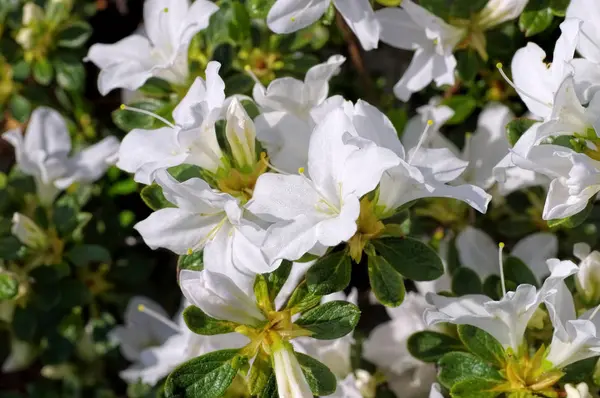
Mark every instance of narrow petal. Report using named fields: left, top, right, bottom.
left=333, top=0, right=380, bottom=51
left=393, top=48, right=435, bottom=102
left=456, top=227, right=499, bottom=279
left=375, top=7, right=428, bottom=50
left=267, top=0, right=329, bottom=34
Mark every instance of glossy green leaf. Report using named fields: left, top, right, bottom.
left=0, top=273, right=18, bottom=300
left=295, top=301, right=360, bottom=340
left=548, top=195, right=595, bottom=229
left=373, top=237, right=444, bottom=281
left=451, top=267, right=483, bottom=296
left=183, top=305, right=239, bottom=335
left=438, top=352, right=504, bottom=390
left=506, top=118, right=536, bottom=147
left=451, top=377, right=502, bottom=398
left=297, top=352, right=337, bottom=396
left=66, top=245, right=111, bottom=267
left=457, top=325, right=506, bottom=367
left=441, top=96, right=477, bottom=125
left=407, top=331, right=464, bottom=363
left=503, top=256, right=538, bottom=287
left=57, top=21, right=92, bottom=48
left=519, top=0, right=554, bottom=37
left=306, top=251, right=351, bottom=296
left=368, top=255, right=405, bottom=307
left=177, top=251, right=204, bottom=272
left=32, top=58, right=53, bottom=85
left=140, top=184, right=174, bottom=211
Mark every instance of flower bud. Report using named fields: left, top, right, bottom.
left=565, top=382, right=592, bottom=398
left=476, top=0, right=529, bottom=30
left=22, top=3, right=44, bottom=25
left=271, top=338, right=313, bottom=398
left=11, top=213, right=49, bottom=250
left=15, top=28, right=35, bottom=51
left=574, top=243, right=600, bottom=305
left=226, top=98, right=257, bottom=169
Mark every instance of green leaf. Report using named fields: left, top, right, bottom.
left=164, top=349, right=241, bottom=398
left=368, top=255, right=405, bottom=307
left=448, top=0, right=488, bottom=18
left=284, top=280, right=322, bottom=314
left=264, top=260, right=293, bottom=303
left=140, top=184, right=174, bottom=211
left=451, top=267, right=483, bottom=296
left=295, top=301, right=360, bottom=340
left=183, top=305, right=239, bottom=335
left=54, top=56, right=85, bottom=91
left=548, top=195, right=595, bottom=229
left=451, top=378, right=502, bottom=398
left=407, top=331, right=464, bottom=363
left=138, top=77, right=173, bottom=98
left=441, top=96, right=477, bottom=125
left=483, top=275, right=502, bottom=300
left=229, top=1, right=251, bottom=41
left=562, top=357, right=597, bottom=384
left=549, top=0, right=569, bottom=16
left=248, top=354, right=272, bottom=396
left=456, top=50, right=480, bottom=82
left=9, top=94, right=32, bottom=123
left=12, top=305, right=37, bottom=341
left=438, top=352, right=504, bottom=390
left=57, top=21, right=92, bottom=48
left=373, top=237, right=444, bottom=281
left=503, top=256, right=538, bottom=287
left=457, top=325, right=506, bottom=367
left=297, top=352, right=337, bottom=396
left=519, top=0, right=554, bottom=37
left=178, top=251, right=204, bottom=272
left=66, top=245, right=111, bottom=266
left=0, top=236, right=22, bottom=260
left=306, top=251, right=351, bottom=296
left=32, top=58, right=53, bottom=85
left=506, top=118, right=537, bottom=147
left=0, top=273, right=18, bottom=300
left=259, top=373, right=278, bottom=398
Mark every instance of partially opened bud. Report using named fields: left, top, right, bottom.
left=22, top=2, right=44, bottom=25
left=574, top=243, right=600, bottom=305
left=271, top=337, right=313, bottom=398
left=11, top=213, right=49, bottom=250
left=226, top=98, right=257, bottom=169
left=565, top=382, right=592, bottom=398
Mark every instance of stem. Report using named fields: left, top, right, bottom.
left=335, top=12, right=375, bottom=102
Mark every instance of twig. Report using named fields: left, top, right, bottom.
left=335, top=12, right=375, bottom=102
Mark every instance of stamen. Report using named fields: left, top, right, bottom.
left=186, top=248, right=193, bottom=255
left=137, top=304, right=181, bottom=332
left=408, top=119, right=433, bottom=165
left=589, top=304, right=600, bottom=321
left=499, top=242, right=506, bottom=296
left=260, top=152, right=289, bottom=175
left=120, top=104, right=176, bottom=128
left=496, top=63, right=551, bottom=109
left=244, top=65, right=263, bottom=87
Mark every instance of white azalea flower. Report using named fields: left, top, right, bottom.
left=574, top=242, right=600, bottom=304
left=247, top=108, right=400, bottom=263
left=179, top=269, right=266, bottom=327
left=375, top=0, right=466, bottom=101
left=424, top=258, right=578, bottom=350
left=86, top=0, right=218, bottom=94
left=266, top=0, right=380, bottom=51
left=117, top=61, right=226, bottom=184
left=112, top=296, right=246, bottom=385
left=2, top=107, right=119, bottom=205
left=134, top=169, right=272, bottom=285
left=363, top=292, right=437, bottom=398
left=253, top=55, right=345, bottom=173
left=428, top=383, right=445, bottom=398
left=456, top=226, right=558, bottom=283
left=508, top=19, right=580, bottom=119
left=476, top=0, right=530, bottom=30
left=272, top=339, right=314, bottom=398
left=565, top=383, right=593, bottom=398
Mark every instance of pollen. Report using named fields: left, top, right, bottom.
left=163, top=7, right=168, bottom=12
left=427, top=120, right=433, bottom=126
left=187, top=248, right=193, bottom=255
left=298, top=167, right=305, bottom=174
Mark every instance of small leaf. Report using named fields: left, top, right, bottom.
left=373, top=237, right=444, bottom=281
left=451, top=377, right=502, bottom=398
left=183, top=305, right=239, bottom=335
left=451, top=267, right=483, bottom=296
left=9, top=95, right=32, bottom=123
left=0, top=273, right=19, bottom=300
left=264, top=260, right=293, bottom=303
left=112, top=99, right=167, bottom=131
left=503, top=256, right=538, bottom=287
left=54, top=56, right=85, bottom=91
left=66, top=245, right=111, bottom=266
left=57, top=21, right=92, bottom=48
left=32, top=58, right=53, bottom=85
left=441, top=96, right=477, bottom=125
left=295, top=301, right=360, bottom=340
left=0, top=236, right=23, bottom=260
left=506, top=118, right=537, bottom=147
left=368, top=255, right=405, bottom=307
left=284, top=280, right=321, bottom=314
left=164, top=349, right=241, bottom=398
left=457, top=325, right=506, bottom=367
left=140, top=184, right=174, bottom=211
left=519, top=0, right=554, bottom=37
left=407, top=331, right=464, bottom=363
left=456, top=50, right=480, bottom=82
left=178, top=251, right=204, bottom=272
left=306, top=251, right=351, bottom=296
left=297, top=352, right=337, bottom=396
left=438, top=352, right=504, bottom=390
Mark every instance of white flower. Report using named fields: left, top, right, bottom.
left=544, top=267, right=600, bottom=369
left=456, top=226, right=558, bottom=283
left=226, top=98, right=257, bottom=169
left=363, top=292, right=437, bottom=398
left=179, top=269, right=266, bottom=327
left=112, top=296, right=247, bottom=385
left=253, top=55, right=346, bottom=173
left=510, top=19, right=580, bottom=119
left=272, top=339, right=314, bottom=398
left=565, top=383, right=593, bottom=398
left=375, top=1, right=466, bottom=101
left=574, top=242, right=600, bottom=304
left=476, top=0, right=529, bottom=30
left=117, top=61, right=226, bottom=184
left=429, top=383, right=445, bottom=398
left=11, top=213, right=49, bottom=250
left=267, top=0, right=380, bottom=51
left=2, top=107, right=119, bottom=205
left=86, top=0, right=218, bottom=94
left=248, top=108, right=400, bottom=263
left=134, top=169, right=272, bottom=285
left=424, top=258, right=579, bottom=350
